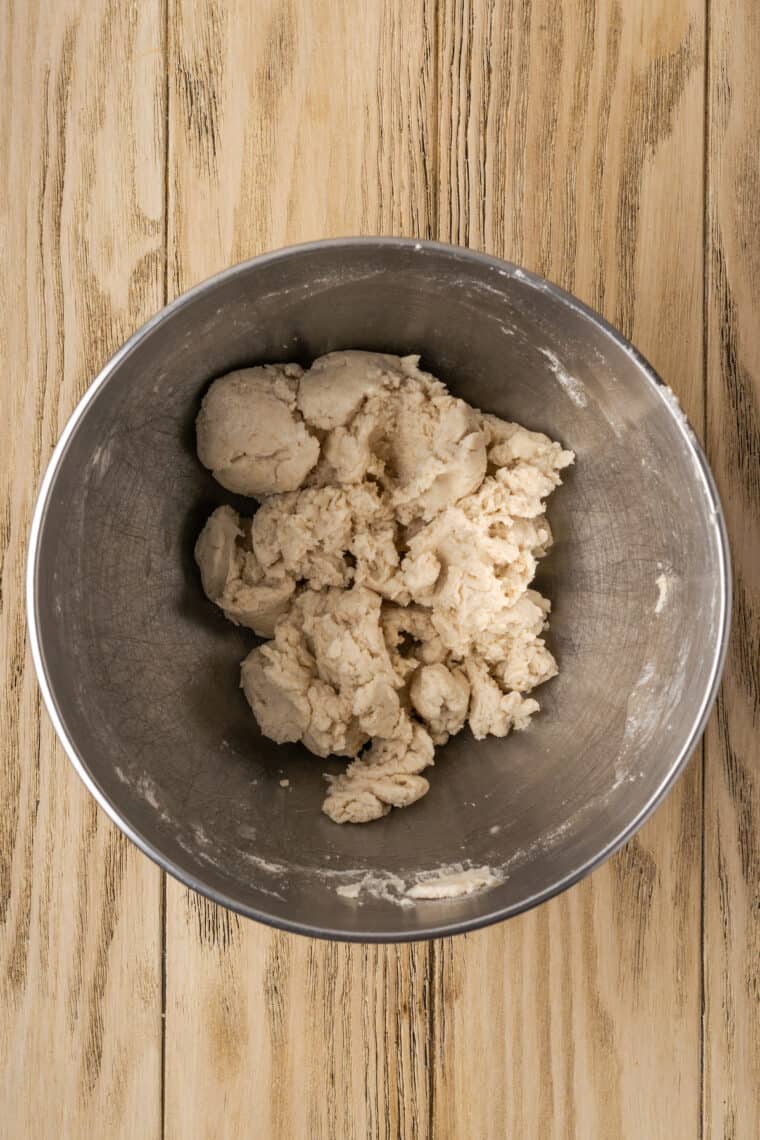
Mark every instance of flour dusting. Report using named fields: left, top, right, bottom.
left=406, top=865, right=498, bottom=899
left=334, top=861, right=502, bottom=905
left=654, top=571, right=674, bottom=615
left=539, top=348, right=588, bottom=408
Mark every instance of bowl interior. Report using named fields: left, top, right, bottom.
left=30, top=241, right=727, bottom=939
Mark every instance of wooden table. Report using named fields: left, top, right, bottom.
left=2, top=2, right=758, bottom=1136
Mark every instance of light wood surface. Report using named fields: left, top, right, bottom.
left=704, top=1, right=760, bottom=1136
left=434, top=6, right=706, bottom=1137
left=1, top=1, right=757, bottom=1137
left=0, top=4, right=164, bottom=1139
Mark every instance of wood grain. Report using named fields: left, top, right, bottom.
left=164, top=3, right=437, bottom=1138
left=3, top=0, right=759, bottom=1136
left=432, top=2, right=706, bottom=1137
left=167, top=0, right=437, bottom=296
left=0, top=3, right=164, bottom=1138
left=704, top=0, right=760, bottom=1136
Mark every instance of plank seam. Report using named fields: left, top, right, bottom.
left=160, top=1, right=171, bottom=1138
left=427, top=940, right=437, bottom=1140
left=427, top=1, right=442, bottom=1134
left=160, top=872, right=167, bottom=1140
left=431, top=0, right=441, bottom=241
left=700, top=1, right=712, bottom=1137
left=163, top=0, right=171, bottom=309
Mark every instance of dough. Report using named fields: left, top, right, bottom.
left=196, top=364, right=320, bottom=496
left=194, top=505, right=294, bottom=637
left=409, top=663, right=470, bottom=745
left=322, top=712, right=435, bottom=824
left=252, top=482, right=405, bottom=599
left=195, top=351, right=574, bottom=823
left=297, top=350, right=405, bottom=430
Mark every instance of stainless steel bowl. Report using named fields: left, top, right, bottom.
left=27, top=238, right=730, bottom=941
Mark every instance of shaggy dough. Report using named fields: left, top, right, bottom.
left=194, top=504, right=294, bottom=637
left=195, top=351, right=574, bottom=823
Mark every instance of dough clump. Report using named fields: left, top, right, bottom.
left=195, top=351, right=573, bottom=823
left=196, top=363, right=320, bottom=496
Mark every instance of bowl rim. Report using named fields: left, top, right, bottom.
left=26, top=236, right=732, bottom=943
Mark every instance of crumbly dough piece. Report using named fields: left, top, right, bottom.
left=194, top=505, right=294, bottom=637
left=252, top=482, right=406, bottom=600
left=302, top=353, right=489, bottom=519
left=196, top=351, right=574, bottom=823
left=380, top=371, right=488, bottom=523
left=322, top=715, right=435, bottom=824
left=409, top=663, right=470, bottom=745
left=241, top=586, right=404, bottom=759
left=464, top=658, right=540, bottom=739
left=400, top=480, right=557, bottom=656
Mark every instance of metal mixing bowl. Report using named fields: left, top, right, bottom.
left=27, top=238, right=730, bottom=940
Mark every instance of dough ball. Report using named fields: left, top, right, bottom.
left=297, top=350, right=403, bottom=430
left=196, top=364, right=319, bottom=497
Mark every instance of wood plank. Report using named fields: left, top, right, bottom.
left=704, top=0, right=760, bottom=1135
left=167, top=0, right=437, bottom=295
left=164, top=3, right=437, bottom=1137
left=0, top=3, right=164, bottom=1138
left=432, top=2, right=706, bottom=1136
